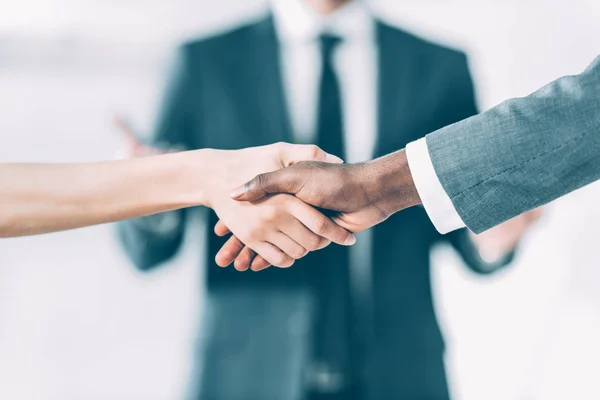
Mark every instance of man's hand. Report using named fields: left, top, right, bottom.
left=216, top=150, right=422, bottom=271
left=470, top=208, right=543, bottom=263
left=230, top=149, right=421, bottom=232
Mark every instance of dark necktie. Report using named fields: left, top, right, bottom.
left=306, top=34, right=356, bottom=399
left=316, top=34, right=345, bottom=159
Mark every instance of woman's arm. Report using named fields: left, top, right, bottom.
left=0, top=143, right=354, bottom=269
left=0, top=152, right=206, bottom=238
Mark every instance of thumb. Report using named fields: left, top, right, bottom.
left=114, top=116, right=142, bottom=147
left=230, top=168, right=304, bottom=202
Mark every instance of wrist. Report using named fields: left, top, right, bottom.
left=165, top=150, right=213, bottom=208
left=362, top=149, right=422, bottom=215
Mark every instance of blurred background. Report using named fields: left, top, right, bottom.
left=1, top=0, right=600, bottom=399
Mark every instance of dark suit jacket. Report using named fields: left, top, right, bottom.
left=119, top=16, right=512, bottom=400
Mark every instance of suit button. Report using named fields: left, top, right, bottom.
left=305, top=361, right=345, bottom=393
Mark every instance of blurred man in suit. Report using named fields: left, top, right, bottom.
left=119, top=0, right=539, bottom=398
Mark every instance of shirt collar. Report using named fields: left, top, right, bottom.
left=270, top=0, right=375, bottom=44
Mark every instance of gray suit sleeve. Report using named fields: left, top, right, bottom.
left=430, top=51, right=515, bottom=274
left=426, top=56, right=600, bottom=233
left=117, top=46, right=197, bottom=270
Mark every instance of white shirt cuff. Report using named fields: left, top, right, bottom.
left=406, top=138, right=466, bottom=234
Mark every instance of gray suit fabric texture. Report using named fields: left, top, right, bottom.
left=428, top=56, right=600, bottom=233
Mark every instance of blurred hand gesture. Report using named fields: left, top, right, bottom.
left=470, top=208, right=543, bottom=263
left=113, top=115, right=166, bottom=158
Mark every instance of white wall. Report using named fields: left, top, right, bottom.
left=1, top=1, right=599, bottom=399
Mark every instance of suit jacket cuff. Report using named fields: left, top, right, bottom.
left=406, top=138, right=466, bottom=234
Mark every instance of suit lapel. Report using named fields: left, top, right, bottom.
left=248, top=16, right=294, bottom=144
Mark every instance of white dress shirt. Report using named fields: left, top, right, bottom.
left=406, top=138, right=466, bottom=234
left=271, top=0, right=377, bottom=163
left=271, top=0, right=379, bottom=304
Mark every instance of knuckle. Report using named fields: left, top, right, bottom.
left=252, top=173, right=266, bottom=190
left=307, top=144, right=322, bottom=159
left=261, top=206, right=279, bottom=222
left=246, top=226, right=263, bottom=239
left=312, top=217, right=328, bottom=234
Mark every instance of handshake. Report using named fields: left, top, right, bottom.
left=211, top=143, right=422, bottom=272
left=189, top=142, right=421, bottom=272
left=120, top=126, right=421, bottom=272
left=118, top=116, right=539, bottom=273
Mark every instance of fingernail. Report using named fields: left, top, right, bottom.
left=229, top=184, right=246, bottom=199
left=326, top=153, right=344, bottom=164
left=344, top=235, right=356, bottom=246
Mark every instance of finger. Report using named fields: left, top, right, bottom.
left=279, top=143, right=343, bottom=166
left=316, top=240, right=332, bottom=250
left=529, top=207, right=543, bottom=221
left=113, top=115, right=169, bottom=158
left=214, top=220, right=231, bottom=237
left=230, top=168, right=306, bottom=202
left=280, top=218, right=331, bottom=252
left=233, top=246, right=255, bottom=272
left=286, top=198, right=356, bottom=246
left=114, top=115, right=142, bottom=147
left=253, top=242, right=295, bottom=268
left=268, top=232, right=308, bottom=260
left=331, top=214, right=358, bottom=233
left=250, top=255, right=271, bottom=272
left=215, top=235, right=245, bottom=267
left=214, top=226, right=296, bottom=269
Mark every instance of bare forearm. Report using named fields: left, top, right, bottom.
left=0, top=152, right=206, bottom=238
